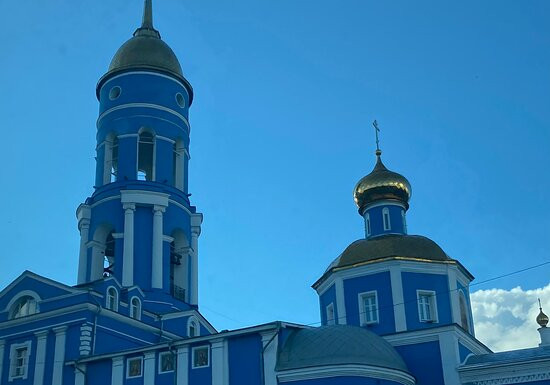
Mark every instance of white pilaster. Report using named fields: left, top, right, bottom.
left=211, top=339, right=229, bottom=385
left=122, top=203, right=136, bottom=287
left=261, top=330, right=279, bottom=385
left=152, top=205, right=166, bottom=289
left=74, top=364, right=86, bottom=385
left=144, top=352, right=156, bottom=384
left=190, top=213, right=203, bottom=306
left=176, top=346, right=189, bottom=385
left=52, top=326, right=68, bottom=385
left=111, top=357, right=124, bottom=385
left=76, top=205, right=91, bottom=284
left=34, top=330, right=49, bottom=385
left=439, top=331, right=461, bottom=385
left=539, top=327, right=550, bottom=346
left=0, top=340, right=5, bottom=384
left=390, top=266, right=407, bottom=332
left=335, top=277, right=347, bottom=324
left=447, top=267, right=461, bottom=325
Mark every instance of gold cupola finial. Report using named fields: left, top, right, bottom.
left=537, top=298, right=549, bottom=328
left=373, top=120, right=382, bottom=157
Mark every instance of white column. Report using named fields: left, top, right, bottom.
left=190, top=214, right=203, bottom=306
left=152, top=205, right=165, bottom=289
left=390, top=265, right=407, bottom=332
left=261, top=330, right=279, bottom=385
left=34, top=330, right=49, bottom=385
left=76, top=205, right=91, bottom=284
left=211, top=339, right=228, bottom=385
left=335, top=277, right=347, bottom=324
left=122, top=203, right=136, bottom=287
left=144, top=352, right=156, bottom=384
left=0, top=340, right=5, bottom=384
left=539, top=327, right=550, bottom=346
left=74, top=364, right=86, bottom=385
left=439, top=331, right=461, bottom=384
left=111, top=357, right=124, bottom=385
left=448, top=267, right=461, bottom=325
left=176, top=346, right=189, bottom=385
left=52, top=326, right=68, bottom=385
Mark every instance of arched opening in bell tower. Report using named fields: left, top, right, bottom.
left=103, top=133, right=119, bottom=185
left=173, top=139, right=185, bottom=190
left=90, top=224, right=115, bottom=281
left=137, top=130, right=155, bottom=181
left=170, top=229, right=190, bottom=302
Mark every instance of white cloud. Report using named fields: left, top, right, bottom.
left=471, top=284, right=550, bottom=352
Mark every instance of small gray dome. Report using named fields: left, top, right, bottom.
left=276, top=325, right=409, bottom=373
left=108, top=34, right=183, bottom=78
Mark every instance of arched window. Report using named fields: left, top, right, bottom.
left=130, top=297, right=141, bottom=320
left=103, top=231, right=115, bottom=278
left=170, top=230, right=190, bottom=302
left=188, top=317, right=200, bottom=337
left=173, top=139, right=184, bottom=190
left=365, top=213, right=371, bottom=237
left=459, top=292, right=470, bottom=333
left=103, top=134, right=118, bottom=184
left=10, top=296, right=39, bottom=319
left=383, top=207, right=391, bottom=231
left=106, top=287, right=118, bottom=311
left=137, top=131, right=155, bottom=181
left=402, top=210, right=407, bottom=234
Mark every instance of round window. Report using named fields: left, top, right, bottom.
left=109, top=86, right=121, bottom=100
left=175, top=93, right=185, bottom=108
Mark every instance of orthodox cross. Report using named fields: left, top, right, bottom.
left=373, top=120, right=381, bottom=153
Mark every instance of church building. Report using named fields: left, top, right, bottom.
left=1, top=2, right=550, bottom=385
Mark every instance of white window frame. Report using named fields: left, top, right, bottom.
left=365, top=213, right=371, bottom=237
left=130, top=297, right=141, bottom=320
left=191, top=346, right=210, bottom=369
left=126, top=357, right=143, bottom=379
left=382, top=207, right=391, bottom=231
left=326, top=303, right=335, bottom=325
left=417, top=290, right=438, bottom=323
left=158, top=351, right=175, bottom=374
left=358, top=291, right=379, bottom=326
left=106, top=286, right=118, bottom=311
left=9, top=293, right=40, bottom=320
left=187, top=316, right=200, bottom=337
left=9, top=341, right=32, bottom=381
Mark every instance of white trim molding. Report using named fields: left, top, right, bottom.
left=211, top=339, right=229, bottom=385
left=459, top=358, right=550, bottom=385
left=277, top=364, right=415, bottom=385
left=335, top=277, right=347, bottom=324
left=52, top=326, right=68, bottom=385
left=33, top=330, right=49, bottom=385
left=8, top=340, right=32, bottom=382
left=261, top=330, right=279, bottom=385
left=358, top=290, right=379, bottom=326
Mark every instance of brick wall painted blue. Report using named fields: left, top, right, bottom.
left=343, top=272, right=395, bottom=335
left=365, top=204, right=406, bottom=238
left=401, top=272, right=451, bottom=330
left=228, top=334, right=263, bottom=385
left=319, top=284, right=337, bottom=325
left=395, top=341, right=444, bottom=385
left=283, top=376, right=403, bottom=385
left=87, top=359, right=112, bottom=385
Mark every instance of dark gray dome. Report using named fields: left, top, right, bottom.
left=328, top=234, right=450, bottom=272
left=108, top=34, right=183, bottom=78
left=276, top=325, right=409, bottom=372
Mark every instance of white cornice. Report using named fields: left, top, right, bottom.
left=97, top=103, right=189, bottom=130
left=277, top=364, right=415, bottom=385
left=459, top=357, right=550, bottom=385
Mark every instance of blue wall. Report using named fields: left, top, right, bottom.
left=395, top=341, right=444, bottom=385
left=343, top=272, right=395, bottom=335
left=285, top=376, right=404, bottom=385
left=228, top=334, right=263, bottom=385
left=319, top=284, right=337, bottom=325
left=365, top=203, right=406, bottom=238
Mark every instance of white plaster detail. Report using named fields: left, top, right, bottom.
left=5, top=290, right=41, bottom=316
left=98, top=103, right=190, bottom=129
left=9, top=340, right=32, bottom=381
left=176, top=346, right=189, bottom=385
left=277, top=364, right=415, bottom=385
left=152, top=205, right=166, bottom=289
left=122, top=203, right=135, bottom=287
left=211, top=339, right=228, bottom=385
left=33, top=331, right=48, bottom=385
left=335, top=277, right=347, bottom=324
left=52, top=326, right=68, bottom=385
left=539, top=327, right=550, bottom=346
left=190, top=213, right=203, bottom=306
left=74, top=364, right=86, bottom=385
left=439, top=330, right=461, bottom=385
left=389, top=265, right=407, bottom=332
left=144, top=352, right=155, bottom=384
left=111, top=356, right=124, bottom=385
left=261, top=330, right=279, bottom=385
left=79, top=323, right=93, bottom=356
left=121, top=190, right=170, bottom=207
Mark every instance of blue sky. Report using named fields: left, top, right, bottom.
left=1, top=1, right=549, bottom=344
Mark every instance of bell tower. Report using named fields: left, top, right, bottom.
left=76, top=0, right=202, bottom=308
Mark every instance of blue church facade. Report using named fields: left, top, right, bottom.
left=1, top=2, right=550, bottom=385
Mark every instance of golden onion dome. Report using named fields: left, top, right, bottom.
left=353, top=150, right=412, bottom=213
left=537, top=308, right=549, bottom=328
